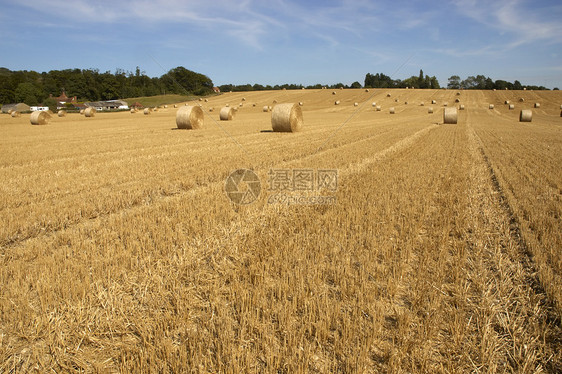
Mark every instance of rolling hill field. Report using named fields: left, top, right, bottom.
left=1, top=88, right=561, bottom=372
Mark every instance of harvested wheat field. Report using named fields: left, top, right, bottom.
left=1, top=88, right=562, bottom=372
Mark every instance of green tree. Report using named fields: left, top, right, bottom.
left=350, top=81, right=361, bottom=89
left=14, top=82, right=43, bottom=105
left=447, top=75, right=461, bottom=89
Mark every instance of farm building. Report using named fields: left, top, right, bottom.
left=29, top=106, right=49, bottom=111
left=213, top=87, right=221, bottom=93
left=85, top=100, right=129, bottom=111
left=1, top=103, right=30, bottom=113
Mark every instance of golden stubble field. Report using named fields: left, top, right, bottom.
left=1, top=88, right=561, bottom=372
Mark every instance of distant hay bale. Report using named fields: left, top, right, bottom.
left=456, top=92, right=461, bottom=96
left=198, top=98, right=203, bottom=101
left=239, top=103, right=243, bottom=107
left=455, top=98, right=460, bottom=103
left=58, top=110, right=66, bottom=117
left=354, top=102, right=358, bottom=106
left=431, top=100, right=436, bottom=104
left=519, top=98, right=524, bottom=102
left=30, top=111, right=50, bottom=125
left=252, top=103, right=256, bottom=107
left=262, top=106, right=270, bottom=112
left=459, top=104, right=465, bottom=110
left=420, top=102, right=424, bottom=106
left=489, top=104, right=494, bottom=109
left=523, top=87, right=527, bottom=91
left=85, top=108, right=96, bottom=117
left=493, top=89, right=496, bottom=91
left=559, top=104, right=562, bottom=109
left=335, top=100, right=340, bottom=105
left=509, top=104, right=514, bottom=110
left=332, top=91, right=336, bottom=95
left=164, top=105, right=168, bottom=108
left=209, top=107, right=214, bottom=112
left=272, top=100, right=277, bottom=104
left=340, top=87, right=344, bottom=90
left=220, top=106, right=235, bottom=120
left=80, top=109, right=85, bottom=115
left=268, top=106, right=272, bottom=111
left=144, top=108, right=150, bottom=115
left=443, top=108, right=458, bottom=124
left=185, top=103, right=189, bottom=106
left=404, top=101, right=408, bottom=105
left=505, top=100, right=510, bottom=104
left=534, top=103, right=540, bottom=108
left=443, top=102, right=448, bottom=107
left=11, top=111, right=20, bottom=117
left=387, top=93, right=391, bottom=97
left=372, top=102, right=377, bottom=107
left=365, top=89, right=369, bottom=92
left=376, top=106, right=381, bottom=111
left=242, top=97, right=246, bottom=101
left=394, top=99, right=398, bottom=102
left=176, top=105, right=204, bottom=129
left=130, top=108, right=136, bottom=113
left=271, top=103, right=303, bottom=132
left=428, top=107, right=434, bottom=114
left=153, top=107, right=158, bottom=112
left=7, top=109, right=13, bottom=114
left=225, top=103, right=230, bottom=107
left=299, top=102, right=303, bottom=106
left=205, top=99, right=208, bottom=102
left=389, top=107, right=395, bottom=114
left=520, top=110, right=532, bottom=122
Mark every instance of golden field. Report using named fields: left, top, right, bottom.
left=1, top=88, right=561, bottom=372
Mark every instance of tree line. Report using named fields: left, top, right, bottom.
left=0, top=66, right=214, bottom=106
left=364, top=70, right=440, bottom=89
left=447, top=75, right=553, bottom=90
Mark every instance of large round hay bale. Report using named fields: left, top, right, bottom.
left=443, top=107, right=458, bottom=124
left=534, top=103, right=540, bottom=108
left=176, top=105, right=204, bottom=129
left=144, top=108, right=151, bottom=115
left=404, top=101, right=408, bottom=105
left=209, top=107, right=214, bottom=112
left=11, top=111, right=20, bottom=117
left=489, top=104, right=494, bottom=109
left=271, top=103, right=303, bottom=132
left=428, top=107, right=434, bottom=114
left=519, top=110, right=532, bottom=122
left=560, top=104, right=562, bottom=109
left=174, top=104, right=178, bottom=108
left=456, top=92, right=461, bottom=96
left=30, top=111, right=50, bottom=125
left=509, top=104, right=514, bottom=110
left=365, top=89, right=369, bottom=92
left=130, top=108, right=136, bottom=113
left=262, top=106, right=270, bottom=112
left=389, top=107, right=395, bottom=114
left=57, top=110, right=66, bottom=117
left=84, top=107, right=96, bottom=117
left=334, top=100, right=340, bottom=105
left=220, top=106, right=235, bottom=120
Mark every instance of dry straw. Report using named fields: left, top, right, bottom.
left=299, top=102, right=303, bottom=106
left=11, top=111, right=20, bottom=117
left=30, top=111, right=50, bottom=125
left=455, top=98, right=460, bottom=103
left=144, top=108, right=151, bottom=115
left=420, top=102, right=424, bottom=106
left=428, top=107, right=434, bottom=113
left=354, top=102, right=358, bottom=106
left=332, top=91, right=336, bottom=95
left=130, top=109, right=136, bottom=113
left=443, top=107, right=458, bottom=124
left=509, top=104, right=515, bottom=110
left=80, top=109, right=85, bottom=115
left=520, top=110, right=532, bottom=122
left=534, top=103, right=540, bottom=108
left=335, top=100, right=340, bottom=105
left=489, top=104, right=494, bottom=109
left=431, top=100, right=436, bottom=104
left=262, top=106, right=270, bottom=112
left=443, top=102, right=448, bottom=106
left=389, top=107, right=395, bottom=114
left=404, top=101, right=408, bottom=105
left=220, top=106, right=235, bottom=120
left=376, top=106, right=381, bottom=111
left=459, top=104, right=465, bottom=110
left=209, top=107, right=214, bottom=112
left=372, top=102, right=377, bottom=107
left=176, top=105, right=204, bottom=129
left=85, top=108, right=96, bottom=117
left=164, top=105, right=168, bottom=108
left=519, top=98, right=524, bottom=102
left=58, top=110, right=66, bottom=117
left=365, top=89, right=369, bottom=92
left=7, top=109, right=13, bottom=114
left=271, top=103, right=303, bottom=132
left=387, top=93, right=391, bottom=97
left=505, top=100, right=510, bottom=104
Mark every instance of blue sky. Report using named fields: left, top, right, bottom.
left=1, top=0, right=561, bottom=88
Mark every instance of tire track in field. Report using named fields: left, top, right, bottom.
left=0, top=123, right=437, bottom=256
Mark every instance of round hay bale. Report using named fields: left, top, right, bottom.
left=443, top=107, right=458, bottom=124
left=372, top=102, right=377, bottom=107
left=176, top=105, right=204, bottom=129
left=455, top=98, right=460, bottom=103
left=489, top=104, right=494, bottom=109
left=84, top=108, right=96, bottom=117
left=268, top=106, right=272, bottom=111
left=509, top=104, right=514, bottom=110
left=431, top=100, right=436, bottom=104
left=57, top=110, right=66, bottom=117
left=354, top=102, right=358, bottom=106
left=334, top=100, right=340, bottom=105
left=332, top=91, right=336, bottom=95
left=299, top=102, right=303, bottom=106
left=376, top=106, right=381, bottom=111
left=225, top=103, right=230, bottom=107
left=560, top=104, right=562, bottom=109
left=198, top=98, right=203, bottom=101
left=404, top=101, right=408, bottom=105
left=505, top=100, right=510, bottom=105
left=30, top=111, right=50, bottom=125
left=209, top=107, right=214, bottom=112
left=389, top=107, right=395, bottom=114
left=242, top=97, right=246, bottom=101
left=443, top=102, right=448, bottom=107
left=519, top=98, right=524, bottom=102
left=560, top=110, right=562, bottom=117
left=534, top=103, right=540, bottom=108
left=387, top=93, right=391, bottom=97
left=204, top=99, right=208, bottom=102
left=428, top=107, right=434, bottom=114
left=11, top=111, right=20, bottom=117
left=365, top=89, right=369, bottom=92
left=130, top=108, right=136, bottom=113
left=493, top=89, right=497, bottom=91
left=271, top=103, right=303, bottom=132
left=153, top=107, right=158, bottom=112
left=520, top=110, right=532, bottom=122
left=239, top=103, right=243, bottom=107
left=80, top=109, right=85, bottom=115
left=252, top=103, right=256, bottom=107
left=185, top=103, right=189, bottom=106
left=459, top=104, right=465, bottom=110
left=272, top=100, right=277, bottom=104
left=394, top=99, right=398, bottom=102
left=420, top=102, right=425, bottom=106
left=220, top=106, right=235, bottom=120
left=456, top=92, right=461, bottom=96
left=164, top=105, right=168, bottom=108
left=7, top=109, right=13, bottom=114
left=262, top=106, right=270, bottom=112
left=340, top=87, right=344, bottom=90
left=144, top=108, right=151, bottom=115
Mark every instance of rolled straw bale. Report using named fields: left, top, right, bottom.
left=493, top=89, right=496, bottom=91
left=560, top=110, right=562, bottom=117
left=455, top=98, right=460, bottom=103
left=209, top=107, right=214, bottom=112
left=205, top=99, right=208, bottom=102
left=30, top=111, right=50, bottom=125
left=334, top=100, right=340, bottom=105
left=225, top=103, right=230, bottom=107
left=11, top=111, right=20, bottom=117
left=153, top=107, right=158, bottom=112
left=185, top=103, right=189, bottom=106
left=560, top=104, right=562, bottom=109
left=84, top=108, right=96, bottom=117
left=239, top=103, right=243, bottom=107
left=263, top=106, right=270, bottom=112
left=80, top=109, right=85, bottom=115
left=354, top=102, right=358, bottom=106
left=268, top=106, right=272, bottom=111
left=299, top=102, right=303, bottom=106
left=253, top=103, right=256, bottom=107
left=220, top=106, right=235, bottom=120
left=443, top=102, right=448, bottom=107
left=144, top=108, right=150, bottom=115
left=534, top=103, right=540, bottom=108
left=489, top=104, right=494, bottom=109
left=130, top=109, right=136, bottom=113
left=271, top=103, right=303, bottom=132
left=509, top=104, right=514, bottom=110
left=459, top=104, right=465, bottom=110
left=505, top=100, right=510, bottom=104
left=242, top=97, right=246, bottom=101
left=340, top=87, right=344, bottom=90
left=520, top=110, right=532, bottom=122
left=395, top=99, right=398, bottom=102
left=272, top=100, right=277, bottom=104
left=365, top=89, right=369, bottom=92
left=420, top=102, right=424, bottom=106
left=332, top=91, right=336, bottom=95
left=372, top=102, right=377, bottom=107
left=176, top=105, right=204, bottom=129
left=389, top=107, right=395, bottom=114
left=456, top=92, right=461, bottom=96
left=431, top=100, right=436, bottom=104
left=428, top=107, right=434, bottom=113
left=164, top=105, right=168, bottom=108
left=443, top=107, right=458, bottom=124
left=523, top=87, right=527, bottom=90
left=404, top=101, right=408, bottom=105
left=199, top=98, right=203, bottom=101
left=376, top=106, right=381, bottom=111
left=7, top=109, right=13, bottom=114
left=58, top=110, right=66, bottom=117
left=519, top=98, right=524, bottom=102
left=387, top=93, right=391, bottom=97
